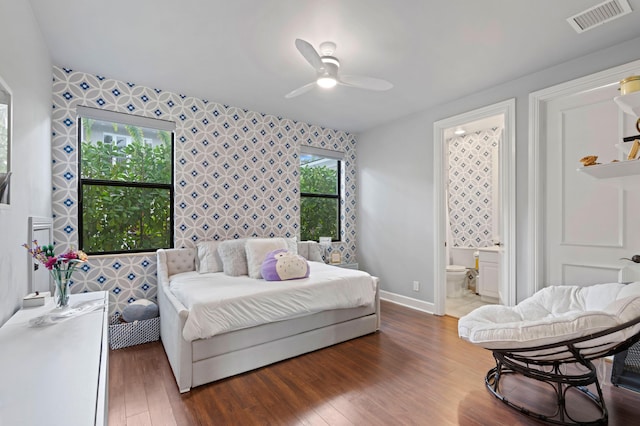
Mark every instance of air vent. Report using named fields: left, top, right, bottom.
left=567, top=0, right=632, bottom=33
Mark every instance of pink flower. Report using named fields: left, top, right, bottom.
left=44, top=256, right=58, bottom=270
left=59, top=251, right=77, bottom=260
left=23, top=242, right=88, bottom=271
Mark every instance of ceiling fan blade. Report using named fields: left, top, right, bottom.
left=285, top=81, right=316, bottom=99
left=295, top=39, right=325, bottom=72
left=339, top=74, right=393, bottom=91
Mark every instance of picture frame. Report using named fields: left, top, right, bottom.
left=330, top=252, right=341, bottom=264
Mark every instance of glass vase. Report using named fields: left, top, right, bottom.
left=53, top=275, right=70, bottom=308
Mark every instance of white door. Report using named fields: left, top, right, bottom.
left=544, top=83, right=640, bottom=286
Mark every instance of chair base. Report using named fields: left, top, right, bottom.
left=486, top=351, right=607, bottom=425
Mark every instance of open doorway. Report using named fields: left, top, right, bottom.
left=433, top=99, right=516, bottom=316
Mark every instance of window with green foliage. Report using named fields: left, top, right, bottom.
left=300, top=152, right=340, bottom=241
left=78, top=114, right=174, bottom=254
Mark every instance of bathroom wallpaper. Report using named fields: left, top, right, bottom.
left=51, top=66, right=357, bottom=315
left=447, top=127, right=501, bottom=248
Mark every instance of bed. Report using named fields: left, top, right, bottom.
left=156, top=244, right=380, bottom=393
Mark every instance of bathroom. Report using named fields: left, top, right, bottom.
left=444, top=114, right=504, bottom=318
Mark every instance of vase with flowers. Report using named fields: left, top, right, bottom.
left=23, top=241, right=88, bottom=308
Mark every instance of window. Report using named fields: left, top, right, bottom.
left=299, top=147, right=342, bottom=241
left=78, top=107, right=174, bottom=254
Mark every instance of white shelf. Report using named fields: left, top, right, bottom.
left=578, top=160, right=640, bottom=189
left=614, top=91, right=640, bottom=116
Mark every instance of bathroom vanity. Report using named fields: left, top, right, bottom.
left=477, top=247, right=500, bottom=302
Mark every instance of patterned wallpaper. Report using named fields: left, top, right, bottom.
left=447, top=127, right=501, bottom=248
left=51, top=67, right=357, bottom=315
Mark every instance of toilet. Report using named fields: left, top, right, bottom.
left=446, top=265, right=467, bottom=298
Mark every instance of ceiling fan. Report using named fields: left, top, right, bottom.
left=285, top=38, right=393, bottom=99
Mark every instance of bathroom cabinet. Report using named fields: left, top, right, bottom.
left=478, top=250, right=499, bottom=302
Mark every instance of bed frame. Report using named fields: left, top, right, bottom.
left=156, top=248, right=380, bottom=393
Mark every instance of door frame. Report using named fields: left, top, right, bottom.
left=433, top=99, right=516, bottom=315
left=528, top=58, right=640, bottom=297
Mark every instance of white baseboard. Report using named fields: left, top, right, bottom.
left=380, top=290, right=435, bottom=314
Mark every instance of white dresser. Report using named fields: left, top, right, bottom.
left=0, top=291, right=109, bottom=426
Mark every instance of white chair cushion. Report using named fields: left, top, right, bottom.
left=458, top=282, right=640, bottom=351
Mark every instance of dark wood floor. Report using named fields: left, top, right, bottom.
left=108, top=301, right=640, bottom=425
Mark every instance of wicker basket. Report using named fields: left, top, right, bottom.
left=108, top=314, right=160, bottom=350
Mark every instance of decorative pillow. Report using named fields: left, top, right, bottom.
left=296, top=242, right=309, bottom=259
left=296, top=241, right=324, bottom=262
left=218, top=238, right=248, bottom=276
left=307, top=241, right=324, bottom=262
left=284, top=237, right=298, bottom=255
left=245, top=238, right=287, bottom=279
left=122, top=299, right=159, bottom=322
left=196, top=240, right=222, bottom=273
left=261, top=249, right=310, bottom=281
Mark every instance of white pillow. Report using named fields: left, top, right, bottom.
left=196, top=240, right=222, bottom=273
left=284, top=237, right=298, bottom=255
left=307, top=241, right=324, bottom=262
left=296, top=241, right=324, bottom=262
left=245, top=238, right=287, bottom=279
left=218, top=239, right=248, bottom=276
left=296, top=241, right=309, bottom=260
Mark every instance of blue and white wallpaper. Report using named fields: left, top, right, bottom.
left=51, top=66, right=357, bottom=315
left=447, top=127, right=501, bottom=248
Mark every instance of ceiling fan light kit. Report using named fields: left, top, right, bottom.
left=285, top=38, right=393, bottom=99
left=317, top=77, right=337, bottom=89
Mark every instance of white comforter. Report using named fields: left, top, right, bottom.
left=169, top=262, right=377, bottom=341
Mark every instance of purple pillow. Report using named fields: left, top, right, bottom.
left=261, top=249, right=310, bottom=281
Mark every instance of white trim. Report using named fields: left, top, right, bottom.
left=433, top=99, right=517, bottom=315
left=300, top=145, right=345, bottom=160
left=560, top=262, right=620, bottom=284
left=76, top=105, right=176, bottom=131
left=528, top=58, right=640, bottom=297
left=380, top=290, right=435, bottom=314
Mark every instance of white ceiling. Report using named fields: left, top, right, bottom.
left=28, top=0, right=640, bottom=133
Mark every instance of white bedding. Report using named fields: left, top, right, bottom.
left=170, top=261, right=377, bottom=341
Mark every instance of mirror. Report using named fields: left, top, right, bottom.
left=0, top=75, right=11, bottom=205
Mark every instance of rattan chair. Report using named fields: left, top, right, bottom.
left=459, top=281, right=640, bottom=425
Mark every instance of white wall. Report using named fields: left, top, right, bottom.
left=0, top=0, right=52, bottom=325
left=357, top=36, right=640, bottom=306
